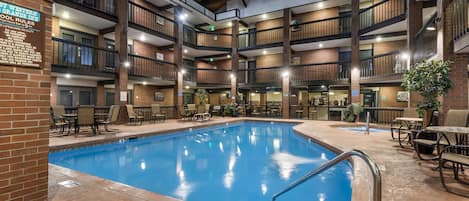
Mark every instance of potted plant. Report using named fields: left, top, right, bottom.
left=343, top=103, right=364, bottom=122
left=402, top=60, right=453, bottom=125
left=195, top=89, right=208, bottom=112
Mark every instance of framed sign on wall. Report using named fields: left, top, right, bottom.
left=0, top=1, right=45, bottom=68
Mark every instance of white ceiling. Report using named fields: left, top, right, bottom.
left=183, top=46, right=229, bottom=58
left=53, top=3, right=116, bottom=30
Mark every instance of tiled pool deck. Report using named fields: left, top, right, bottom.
left=48, top=118, right=469, bottom=201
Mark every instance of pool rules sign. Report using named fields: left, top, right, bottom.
left=0, top=1, right=44, bottom=68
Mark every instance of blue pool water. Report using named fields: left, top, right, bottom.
left=49, top=121, right=352, bottom=201
left=339, top=126, right=389, bottom=133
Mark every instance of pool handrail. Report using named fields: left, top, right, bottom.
left=271, top=149, right=382, bottom=201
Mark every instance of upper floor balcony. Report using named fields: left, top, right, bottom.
left=359, top=0, right=406, bottom=34
left=184, top=26, right=232, bottom=50
left=128, top=1, right=176, bottom=41
left=360, top=50, right=406, bottom=82
left=55, top=0, right=117, bottom=21
left=452, top=0, right=469, bottom=53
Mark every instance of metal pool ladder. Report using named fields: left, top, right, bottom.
left=271, top=149, right=382, bottom=201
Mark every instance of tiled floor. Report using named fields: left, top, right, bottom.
left=48, top=118, right=469, bottom=201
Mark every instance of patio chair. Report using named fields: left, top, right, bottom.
left=180, top=108, right=192, bottom=121
left=126, top=105, right=144, bottom=125
left=187, top=104, right=197, bottom=116
left=212, top=105, right=222, bottom=116
left=391, top=108, right=419, bottom=140
left=413, top=109, right=469, bottom=160
left=51, top=105, right=70, bottom=134
left=97, top=105, right=120, bottom=132
left=151, top=104, right=166, bottom=122
left=50, top=109, right=68, bottom=136
left=75, top=106, right=96, bottom=137
left=439, top=145, right=469, bottom=197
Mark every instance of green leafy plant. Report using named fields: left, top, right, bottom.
left=402, top=60, right=453, bottom=116
left=195, top=89, right=208, bottom=105
left=343, top=103, right=364, bottom=122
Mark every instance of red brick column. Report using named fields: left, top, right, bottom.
left=282, top=8, right=291, bottom=119
left=0, top=0, right=51, bottom=200
left=50, top=77, right=57, bottom=106
left=350, top=0, right=361, bottom=104
left=174, top=7, right=184, bottom=117
left=231, top=20, right=239, bottom=103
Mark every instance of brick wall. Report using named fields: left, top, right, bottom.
left=0, top=0, right=51, bottom=200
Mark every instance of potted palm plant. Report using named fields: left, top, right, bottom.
left=402, top=60, right=453, bottom=125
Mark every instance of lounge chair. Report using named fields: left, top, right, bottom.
left=187, top=104, right=197, bottom=116
left=439, top=145, right=469, bottom=197
left=97, top=105, right=120, bottom=132
left=126, top=105, right=144, bottom=125
left=413, top=109, right=469, bottom=160
left=75, top=106, right=96, bottom=137
left=151, top=104, right=166, bottom=122
left=212, top=105, right=222, bottom=116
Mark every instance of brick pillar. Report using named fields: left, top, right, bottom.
left=174, top=7, right=184, bottom=117
left=350, top=0, right=361, bottom=104
left=114, top=0, right=129, bottom=105
left=96, top=84, right=105, bottom=106
left=407, top=0, right=423, bottom=108
left=282, top=8, right=291, bottom=119
left=231, top=20, right=239, bottom=103
left=0, top=0, right=51, bottom=200
left=97, top=33, right=106, bottom=71
left=50, top=76, right=57, bottom=106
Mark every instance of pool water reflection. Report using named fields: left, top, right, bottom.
left=49, top=121, right=352, bottom=201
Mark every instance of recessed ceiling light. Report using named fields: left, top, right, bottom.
left=318, top=43, right=323, bottom=48
left=179, top=13, right=188, bottom=21
left=261, top=14, right=267, bottom=19
left=139, top=34, right=146, bottom=41
left=401, top=52, right=409, bottom=59
left=185, top=86, right=190, bottom=89
left=62, top=11, right=70, bottom=19
left=318, top=2, right=324, bottom=8
left=426, top=26, right=436, bottom=31
left=262, top=50, right=267, bottom=55
left=65, top=74, right=71, bottom=79
left=376, top=36, right=382, bottom=42
left=124, top=61, right=130, bottom=68
left=227, top=22, right=233, bottom=27
left=183, top=49, right=188, bottom=54
left=143, top=81, right=147, bottom=86
left=181, top=69, right=186, bottom=74
left=227, top=54, right=231, bottom=58
left=282, top=71, right=289, bottom=78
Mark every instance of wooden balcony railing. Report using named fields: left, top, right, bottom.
left=129, top=1, right=175, bottom=39
left=290, top=61, right=350, bottom=82
left=58, top=0, right=116, bottom=16
left=452, top=0, right=469, bottom=40
left=52, top=37, right=118, bottom=73
left=360, top=51, right=406, bottom=78
left=359, top=107, right=404, bottom=125
left=254, top=67, right=283, bottom=84
left=196, top=68, right=231, bottom=84
left=360, top=0, right=406, bottom=30
left=238, top=27, right=283, bottom=49
left=291, top=14, right=351, bottom=41
left=183, top=26, right=232, bottom=49
left=128, top=54, right=177, bottom=80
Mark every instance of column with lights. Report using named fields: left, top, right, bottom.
left=231, top=20, right=239, bottom=103
left=350, top=0, right=361, bottom=104
left=114, top=0, right=129, bottom=106
left=174, top=6, right=185, bottom=118
left=282, top=8, right=291, bottom=119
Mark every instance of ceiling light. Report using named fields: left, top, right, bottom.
left=62, top=11, right=70, bottom=19
left=401, top=52, right=409, bottom=59
left=143, top=81, right=147, bottom=86
left=65, top=74, right=71, bottom=79
left=262, top=50, right=267, bottom=55
left=318, top=43, right=323, bottom=48
left=181, top=69, right=186, bottom=74
left=230, top=73, right=235, bottom=79
left=179, top=13, right=188, bottom=21
left=426, top=26, right=436, bottom=31
left=124, top=61, right=130, bottom=68
left=376, top=36, right=382, bottom=42
left=227, top=54, right=231, bottom=58
left=318, top=2, right=324, bottom=8
left=185, top=86, right=190, bottom=89
left=183, top=49, right=188, bottom=54
left=227, top=22, right=233, bottom=27
left=139, top=34, right=146, bottom=41
left=261, top=14, right=267, bottom=19
left=282, top=71, right=289, bottom=78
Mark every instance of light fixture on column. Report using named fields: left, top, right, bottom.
left=139, top=34, right=146, bottom=41
left=426, top=26, right=436, bottom=31
left=230, top=73, right=235, bottom=79
left=181, top=69, right=186, bottom=74
left=401, top=52, right=409, bottom=60
left=179, top=13, right=188, bottom=21
left=185, top=86, right=190, bottom=89
left=352, top=67, right=359, bottom=73
left=124, top=61, right=130, bottom=68
left=282, top=71, right=289, bottom=78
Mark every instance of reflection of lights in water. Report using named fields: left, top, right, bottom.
left=273, top=138, right=280, bottom=151
left=270, top=121, right=274, bottom=124
left=249, top=134, right=257, bottom=145
left=346, top=170, right=354, bottom=181
left=208, top=142, right=213, bottom=149
left=224, top=129, right=226, bottom=134
left=236, top=136, right=240, bottom=143
left=236, top=146, right=241, bottom=156
left=320, top=175, right=326, bottom=182
left=184, top=149, right=189, bottom=156
left=174, top=170, right=193, bottom=200
left=228, top=155, right=236, bottom=171
left=272, top=152, right=319, bottom=180
left=223, top=171, right=234, bottom=189
left=189, top=128, right=192, bottom=132
left=140, top=161, right=146, bottom=170
left=321, top=153, right=327, bottom=160
left=261, top=183, right=268, bottom=195
left=219, top=142, right=224, bottom=152
left=179, top=170, right=185, bottom=180
left=318, top=193, right=326, bottom=201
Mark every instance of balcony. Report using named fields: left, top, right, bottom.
left=51, top=37, right=118, bottom=76
left=290, top=62, right=350, bottom=86
left=184, top=26, right=232, bottom=50
left=196, top=68, right=231, bottom=85
left=128, top=1, right=176, bottom=41
left=414, top=13, right=437, bottom=63
left=178, top=0, right=240, bottom=21
left=360, top=51, right=406, bottom=80
left=452, top=0, right=469, bottom=52
left=359, top=0, right=406, bottom=34
left=55, top=0, right=116, bottom=21
left=128, top=54, right=177, bottom=81
left=238, top=27, right=284, bottom=50
left=291, top=14, right=351, bottom=44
